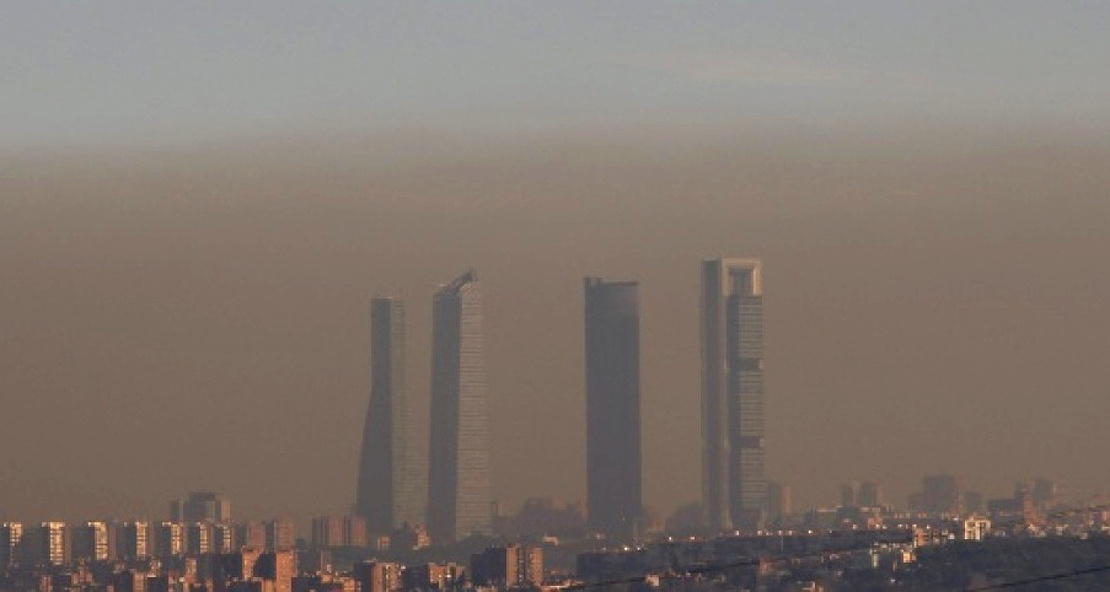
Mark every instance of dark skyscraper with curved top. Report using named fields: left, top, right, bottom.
left=355, top=298, right=424, bottom=533
left=702, top=258, right=765, bottom=531
left=428, top=271, right=491, bottom=543
left=584, top=278, right=642, bottom=539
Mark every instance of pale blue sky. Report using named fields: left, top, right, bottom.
left=4, top=2, right=1109, bottom=148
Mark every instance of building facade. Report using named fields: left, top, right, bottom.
left=355, top=297, right=424, bottom=534
left=428, top=270, right=491, bottom=543
left=584, top=277, right=642, bottom=539
left=701, top=258, right=766, bottom=531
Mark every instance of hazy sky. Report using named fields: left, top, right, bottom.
left=5, top=2, right=1110, bottom=147
left=2, top=4, right=1110, bottom=527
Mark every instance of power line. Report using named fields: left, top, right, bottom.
left=566, top=531, right=914, bottom=590
left=965, top=563, right=1110, bottom=590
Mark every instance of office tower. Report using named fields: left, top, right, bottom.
left=355, top=298, right=424, bottom=534
left=39, top=522, right=68, bottom=566
left=171, top=491, right=231, bottom=523
left=428, top=271, right=491, bottom=543
left=859, top=481, right=883, bottom=508
left=701, top=258, right=766, bottom=531
left=72, top=521, right=113, bottom=562
left=1, top=522, right=24, bottom=566
left=583, top=278, right=642, bottom=539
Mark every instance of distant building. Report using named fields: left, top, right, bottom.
left=255, top=550, right=297, bottom=592
left=390, top=523, right=430, bottom=551
left=152, top=522, right=184, bottom=559
left=170, top=491, right=231, bottom=523
left=840, top=482, right=860, bottom=508
left=766, top=482, right=793, bottom=520
left=962, top=517, right=991, bottom=541
left=72, top=521, right=114, bottom=562
left=858, top=481, right=883, bottom=508
left=238, top=521, right=267, bottom=550
left=403, top=562, right=466, bottom=591
left=186, top=522, right=212, bottom=555
left=428, top=270, right=491, bottom=543
left=212, top=522, right=236, bottom=554
left=266, top=519, right=296, bottom=551
left=471, top=544, right=543, bottom=588
left=311, top=517, right=342, bottom=548
left=39, top=522, right=68, bottom=566
left=665, top=502, right=706, bottom=534
left=311, top=516, right=368, bottom=548
left=344, top=515, right=367, bottom=548
left=117, top=521, right=149, bottom=560
left=1032, top=478, right=1060, bottom=510
left=353, top=560, right=403, bottom=592
left=1, top=522, right=24, bottom=566
left=584, top=278, right=643, bottom=540
left=209, top=547, right=265, bottom=588
left=921, top=475, right=961, bottom=515
left=356, top=297, right=425, bottom=534
left=702, top=258, right=765, bottom=531
left=495, top=497, right=587, bottom=537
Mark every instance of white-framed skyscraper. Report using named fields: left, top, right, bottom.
left=701, top=258, right=765, bottom=531
left=356, top=297, right=425, bottom=533
left=428, top=270, right=491, bottom=543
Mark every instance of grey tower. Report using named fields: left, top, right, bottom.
left=355, top=298, right=424, bottom=533
left=584, top=278, right=642, bottom=539
left=701, top=258, right=765, bottom=531
left=428, top=271, right=491, bottom=543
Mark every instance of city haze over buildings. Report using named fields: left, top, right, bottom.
left=2, top=3, right=1110, bottom=528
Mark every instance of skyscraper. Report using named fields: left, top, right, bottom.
left=355, top=297, right=423, bottom=533
left=428, top=270, right=491, bottom=543
left=701, top=258, right=765, bottom=531
left=583, top=278, right=642, bottom=539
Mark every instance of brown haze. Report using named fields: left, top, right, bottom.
left=2, top=126, right=1109, bottom=526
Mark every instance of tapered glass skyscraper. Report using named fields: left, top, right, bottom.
left=428, top=271, right=491, bottom=543
left=701, top=258, right=765, bottom=531
left=355, top=298, right=424, bottom=533
left=584, top=278, right=642, bottom=539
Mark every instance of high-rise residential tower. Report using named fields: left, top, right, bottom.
left=355, top=298, right=424, bottom=534
left=701, top=258, right=765, bottom=531
left=583, top=278, right=642, bottom=539
left=428, top=271, right=491, bottom=543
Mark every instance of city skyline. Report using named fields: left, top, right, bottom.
left=4, top=0, right=1110, bottom=532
